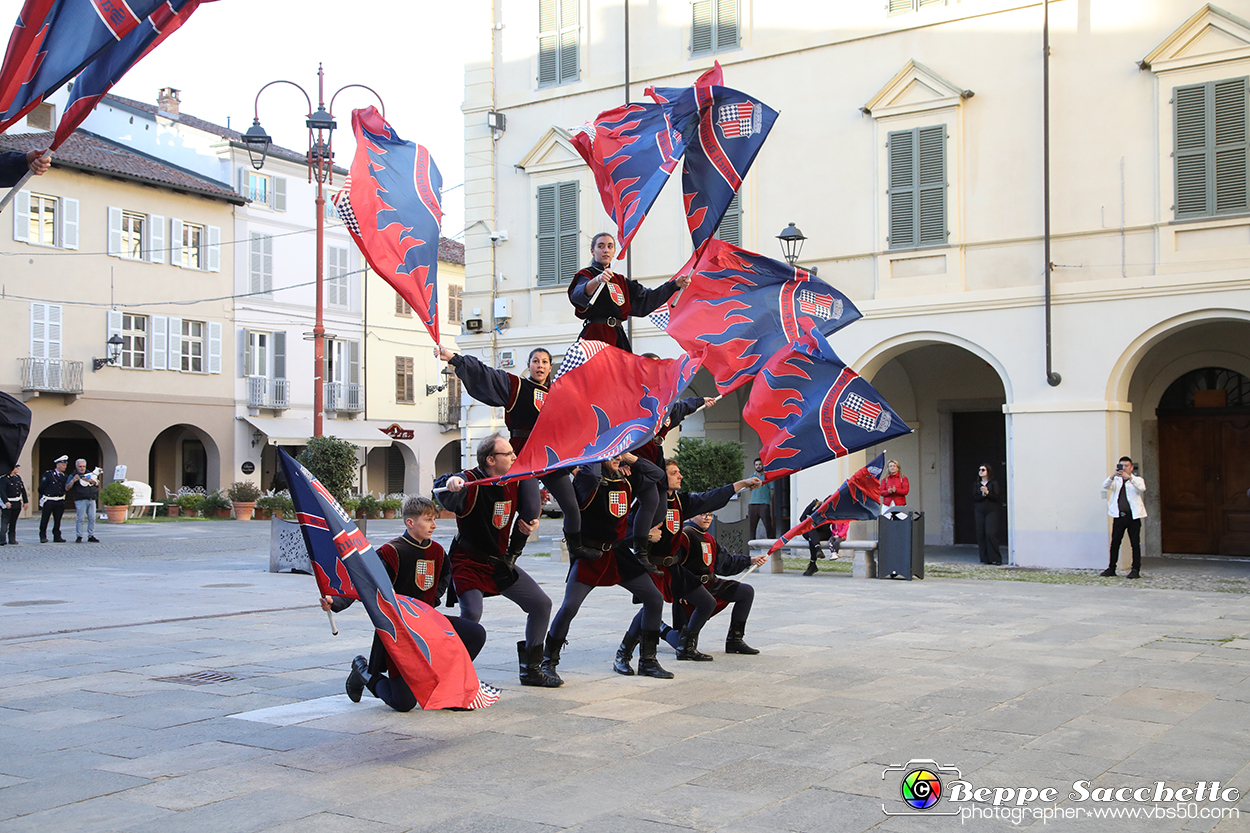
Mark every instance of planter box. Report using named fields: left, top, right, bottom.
left=166, top=505, right=179, bottom=517
left=183, top=508, right=199, bottom=517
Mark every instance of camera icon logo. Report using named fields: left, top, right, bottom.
left=882, top=759, right=962, bottom=816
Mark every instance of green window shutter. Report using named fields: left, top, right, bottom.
left=1175, top=83, right=1211, bottom=218
left=559, top=0, right=578, bottom=84
left=715, top=0, right=738, bottom=52
left=558, top=181, right=580, bottom=285
left=714, top=191, right=742, bottom=246
left=536, top=184, right=558, bottom=286
left=692, top=0, right=713, bottom=55
left=1214, top=78, right=1249, bottom=214
left=538, top=0, right=558, bottom=86
left=1176, top=78, right=1250, bottom=218
left=917, top=125, right=947, bottom=245
left=888, top=129, right=917, bottom=249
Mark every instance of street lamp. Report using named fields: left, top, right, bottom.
left=776, top=222, right=806, bottom=267
left=92, top=334, right=124, bottom=372
left=245, top=65, right=383, bottom=438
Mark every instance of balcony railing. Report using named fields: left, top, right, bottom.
left=20, top=358, right=83, bottom=394
left=438, top=395, right=459, bottom=427
left=325, top=381, right=363, bottom=412
left=246, top=376, right=289, bottom=410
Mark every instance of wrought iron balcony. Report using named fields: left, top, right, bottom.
left=325, top=381, right=363, bottom=413
left=438, top=395, right=459, bottom=428
left=246, top=376, right=290, bottom=410
left=20, top=358, right=84, bottom=394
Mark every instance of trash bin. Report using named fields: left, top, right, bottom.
left=877, top=511, right=924, bottom=580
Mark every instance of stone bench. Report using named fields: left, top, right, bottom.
left=748, top=538, right=879, bottom=576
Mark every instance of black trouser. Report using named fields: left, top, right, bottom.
left=549, top=569, right=663, bottom=645
left=3, top=501, right=19, bottom=542
left=804, top=526, right=832, bottom=560
left=975, top=505, right=1001, bottom=564
left=748, top=503, right=774, bottom=539
left=518, top=470, right=581, bottom=535
left=371, top=616, right=485, bottom=713
left=457, top=567, right=552, bottom=648
left=1109, top=515, right=1142, bottom=571
left=40, top=499, right=65, bottom=540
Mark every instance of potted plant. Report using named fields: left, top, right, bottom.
left=164, top=500, right=179, bottom=517
left=176, top=493, right=205, bottom=517
left=381, top=495, right=403, bottom=519
left=276, top=492, right=293, bottom=519
left=99, top=481, right=134, bottom=524
left=357, top=493, right=381, bottom=519
left=341, top=497, right=359, bottom=517
left=202, top=489, right=232, bottom=519
left=227, top=481, right=262, bottom=521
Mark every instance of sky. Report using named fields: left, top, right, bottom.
left=3, top=0, right=474, bottom=233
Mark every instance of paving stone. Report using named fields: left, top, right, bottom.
left=0, top=794, right=171, bottom=833
left=0, top=769, right=150, bottom=821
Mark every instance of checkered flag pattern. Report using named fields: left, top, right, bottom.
left=648, top=307, right=670, bottom=330
left=842, top=392, right=884, bottom=432
left=333, top=179, right=361, bottom=235
left=555, top=339, right=609, bottom=380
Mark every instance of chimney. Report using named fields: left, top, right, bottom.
left=157, top=87, right=181, bottom=117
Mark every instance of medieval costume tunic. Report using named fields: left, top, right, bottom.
left=446, top=353, right=547, bottom=456
left=674, top=523, right=753, bottom=617
left=567, top=262, right=681, bottom=353
left=632, top=395, right=706, bottom=470
left=437, top=467, right=523, bottom=597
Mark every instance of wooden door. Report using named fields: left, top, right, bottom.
left=1159, top=414, right=1250, bottom=555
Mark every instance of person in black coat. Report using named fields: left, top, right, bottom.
left=974, top=464, right=1003, bottom=565
left=38, top=455, right=69, bottom=543
left=0, top=464, right=29, bottom=545
left=0, top=149, right=50, bottom=187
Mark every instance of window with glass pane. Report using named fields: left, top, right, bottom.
left=182, top=222, right=204, bottom=269
left=121, top=314, right=147, bottom=368
left=120, top=211, right=144, bottom=258
left=245, top=330, right=269, bottom=377
left=249, top=173, right=269, bottom=205
left=448, top=284, right=463, bottom=323
left=181, top=320, right=204, bottom=372
left=29, top=193, right=57, bottom=246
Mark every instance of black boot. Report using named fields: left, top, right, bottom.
left=565, top=530, right=602, bottom=562
left=631, top=539, right=662, bottom=576
left=803, top=560, right=818, bottom=577
left=541, top=634, right=565, bottom=683
left=345, top=655, right=371, bottom=703
left=725, top=621, right=759, bottom=655
left=613, top=632, right=639, bottom=675
left=517, top=640, right=562, bottom=687
left=637, top=630, right=674, bottom=679
left=1099, top=563, right=1117, bottom=577
left=676, top=628, right=713, bottom=661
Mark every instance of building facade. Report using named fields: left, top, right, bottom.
left=458, top=0, right=1250, bottom=566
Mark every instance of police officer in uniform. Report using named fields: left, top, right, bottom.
left=436, top=433, right=561, bottom=688
left=38, top=455, right=69, bottom=543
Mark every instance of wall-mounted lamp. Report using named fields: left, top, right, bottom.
left=776, top=222, right=807, bottom=267
left=251, top=430, right=266, bottom=448
left=487, top=111, right=506, bottom=133
left=92, top=334, right=124, bottom=372
left=426, top=367, right=452, bottom=396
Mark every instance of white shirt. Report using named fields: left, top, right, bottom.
left=1102, top=473, right=1147, bottom=520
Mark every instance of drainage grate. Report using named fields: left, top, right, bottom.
left=153, top=671, right=245, bottom=686
left=3, top=600, right=69, bottom=607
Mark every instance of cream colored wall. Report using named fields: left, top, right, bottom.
left=2, top=166, right=237, bottom=505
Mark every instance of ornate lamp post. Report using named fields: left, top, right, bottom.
left=241, top=65, right=383, bottom=438
left=776, top=222, right=807, bottom=267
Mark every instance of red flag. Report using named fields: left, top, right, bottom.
left=769, top=454, right=884, bottom=554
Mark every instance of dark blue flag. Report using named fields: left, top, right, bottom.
left=744, top=330, right=911, bottom=482
left=769, top=454, right=885, bottom=554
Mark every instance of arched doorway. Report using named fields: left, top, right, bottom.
left=30, top=421, right=112, bottom=478
left=147, top=425, right=221, bottom=498
left=859, top=338, right=1010, bottom=548
left=1156, top=368, right=1250, bottom=555
left=434, top=439, right=461, bottom=480
left=365, top=442, right=417, bottom=496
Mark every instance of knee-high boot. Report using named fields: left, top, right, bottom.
left=637, top=630, right=674, bottom=679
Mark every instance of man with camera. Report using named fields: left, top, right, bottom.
left=67, top=459, right=100, bottom=543
left=1100, top=456, right=1146, bottom=579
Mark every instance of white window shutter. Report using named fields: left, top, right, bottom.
left=273, top=177, right=287, bottom=211
left=238, top=167, right=249, bottom=198
left=61, top=198, right=78, bottom=250
left=106, top=309, right=122, bottom=368
left=208, top=321, right=222, bottom=374
left=30, top=303, right=47, bottom=359
left=273, top=331, right=286, bottom=379
left=147, top=214, right=164, bottom=262
left=151, top=315, right=168, bottom=370
left=167, top=316, right=182, bottom=370
left=263, top=234, right=273, bottom=292
left=47, top=304, right=62, bottom=360
left=170, top=218, right=183, bottom=267
left=207, top=225, right=220, bottom=272
left=107, top=206, right=123, bottom=256
left=13, top=190, right=29, bottom=242
left=348, top=340, right=360, bottom=385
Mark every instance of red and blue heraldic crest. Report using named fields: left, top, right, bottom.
left=769, top=454, right=885, bottom=554
left=278, top=449, right=495, bottom=710
left=486, top=343, right=702, bottom=484
left=653, top=239, right=860, bottom=395
left=335, top=106, right=443, bottom=344
left=744, top=331, right=910, bottom=482
left=0, top=0, right=183, bottom=132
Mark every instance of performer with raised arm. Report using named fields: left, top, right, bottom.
left=435, top=433, right=561, bottom=688
left=615, top=459, right=761, bottom=668
left=567, top=233, right=690, bottom=353
left=323, top=496, right=487, bottom=712
left=436, top=344, right=599, bottom=563
left=544, top=452, right=673, bottom=681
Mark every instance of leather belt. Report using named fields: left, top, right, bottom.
left=509, top=429, right=530, bottom=439
left=648, top=552, right=677, bottom=567
left=698, top=574, right=711, bottom=585
left=587, top=317, right=620, bottom=327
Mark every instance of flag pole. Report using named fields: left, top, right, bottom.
left=326, top=610, right=338, bottom=635
left=0, top=169, right=35, bottom=213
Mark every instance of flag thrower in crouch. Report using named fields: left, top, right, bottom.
left=768, top=454, right=885, bottom=555
left=744, top=329, right=911, bottom=482
left=277, top=449, right=496, bottom=710
left=651, top=239, right=860, bottom=395
left=334, top=106, right=443, bottom=344
left=0, top=0, right=175, bottom=133
left=482, top=342, right=703, bottom=485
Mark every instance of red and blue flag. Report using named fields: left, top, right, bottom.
left=334, top=106, right=443, bottom=344
left=278, top=449, right=496, bottom=710
left=768, top=454, right=884, bottom=554
left=653, top=239, right=860, bottom=395
left=744, top=330, right=910, bottom=482
left=0, top=0, right=173, bottom=133
left=51, top=0, right=207, bottom=151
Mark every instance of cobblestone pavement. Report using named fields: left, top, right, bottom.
left=1, top=519, right=1249, bottom=831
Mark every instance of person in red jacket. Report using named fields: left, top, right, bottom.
left=880, top=459, right=909, bottom=516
